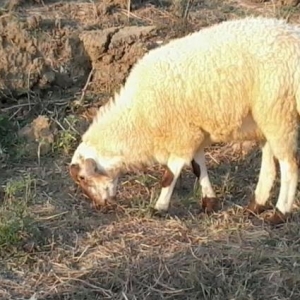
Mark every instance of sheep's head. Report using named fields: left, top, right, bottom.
left=69, top=144, right=119, bottom=208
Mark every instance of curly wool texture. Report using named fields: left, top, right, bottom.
left=72, top=17, right=300, bottom=220
left=81, top=16, right=300, bottom=168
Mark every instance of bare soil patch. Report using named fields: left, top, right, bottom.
left=1, top=0, right=300, bottom=299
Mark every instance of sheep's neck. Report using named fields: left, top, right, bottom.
left=86, top=109, right=153, bottom=172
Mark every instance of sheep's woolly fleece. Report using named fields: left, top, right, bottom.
left=72, top=16, right=300, bottom=223
left=84, top=16, right=300, bottom=162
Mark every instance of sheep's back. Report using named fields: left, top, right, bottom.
left=124, top=18, right=300, bottom=134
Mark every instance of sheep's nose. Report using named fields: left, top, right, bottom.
left=90, top=196, right=107, bottom=209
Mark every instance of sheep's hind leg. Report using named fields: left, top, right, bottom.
left=192, top=149, right=219, bottom=213
left=153, top=156, right=186, bottom=213
left=245, top=142, right=276, bottom=216
left=269, top=153, right=298, bottom=225
left=263, top=133, right=298, bottom=225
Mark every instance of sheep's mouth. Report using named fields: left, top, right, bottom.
left=81, top=190, right=117, bottom=210
left=89, top=196, right=118, bottom=211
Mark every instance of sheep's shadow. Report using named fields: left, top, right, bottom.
left=26, top=212, right=300, bottom=300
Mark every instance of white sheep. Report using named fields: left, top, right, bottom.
left=70, top=16, right=300, bottom=225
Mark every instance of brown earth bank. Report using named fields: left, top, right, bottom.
left=1, top=0, right=300, bottom=299
left=0, top=0, right=298, bottom=101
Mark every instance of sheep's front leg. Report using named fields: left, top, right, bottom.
left=192, top=149, right=219, bottom=213
left=154, top=156, right=186, bottom=212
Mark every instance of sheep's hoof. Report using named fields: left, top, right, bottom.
left=244, top=197, right=271, bottom=216
left=263, top=209, right=288, bottom=227
left=149, top=207, right=169, bottom=218
left=202, top=197, right=220, bottom=214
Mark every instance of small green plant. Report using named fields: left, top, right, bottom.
left=4, top=173, right=36, bottom=200
left=54, top=115, right=81, bottom=155
left=0, top=174, right=37, bottom=249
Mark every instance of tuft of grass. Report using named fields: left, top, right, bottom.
left=0, top=174, right=38, bottom=250
left=53, top=115, right=81, bottom=155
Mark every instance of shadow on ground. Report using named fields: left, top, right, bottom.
left=1, top=141, right=300, bottom=299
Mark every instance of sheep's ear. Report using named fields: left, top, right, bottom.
left=82, top=158, right=99, bottom=177
left=81, top=158, right=108, bottom=177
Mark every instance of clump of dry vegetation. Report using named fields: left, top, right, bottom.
left=0, top=0, right=300, bottom=299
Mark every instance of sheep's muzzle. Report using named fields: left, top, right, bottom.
left=69, top=161, right=108, bottom=208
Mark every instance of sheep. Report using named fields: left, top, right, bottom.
left=70, top=16, right=300, bottom=225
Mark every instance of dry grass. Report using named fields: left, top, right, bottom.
left=1, top=0, right=300, bottom=300
left=1, top=132, right=300, bottom=299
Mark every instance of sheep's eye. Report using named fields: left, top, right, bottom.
left=79, top=175, right=85, bottom=181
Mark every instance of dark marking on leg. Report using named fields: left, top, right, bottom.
left=161, top=166, right=174, bottom=188
left=191, top=159, right=200, bottom=178
left=202, top=197, right=220, bottom=214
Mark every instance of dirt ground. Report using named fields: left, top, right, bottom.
left=1, top=0, right=300, bottom=299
